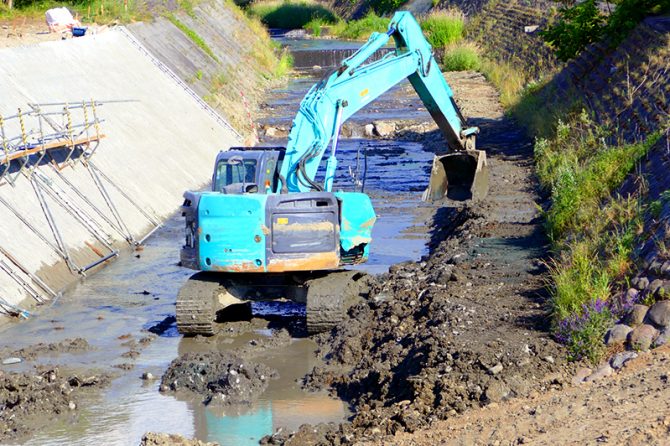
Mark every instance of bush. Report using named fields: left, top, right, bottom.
left=441, top=44, right=480, bottom=71
left=420, top=10, right=465, bottom=49
left=331, top=12, right=390, bottom=40
left=555, top=299, right=614, bottom=363
left=370, top=0, right=408, bottom=15
left=249, top=0, right=337, bottom=29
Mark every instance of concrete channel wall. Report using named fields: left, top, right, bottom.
left=0, top=28, right=240, bottom=315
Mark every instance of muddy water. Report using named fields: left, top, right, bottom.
left=0, top=38, right=438, bottom=446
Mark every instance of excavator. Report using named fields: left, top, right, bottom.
left=176, top=11, right=488, bottom=336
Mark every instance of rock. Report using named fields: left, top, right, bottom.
left=623, top=304, right=649, bottom=327
left=2, top=357, right=22, bottom=365
left=605, top=324, right=633, bottom=345
left=571, top=368, right=592, bottom=385
left=654, top=330, right=668, bottom=347
left=141, top=372, right=155, bottom=380
left=487, top=363, right=503, bottom=375
left=648, top=300, right=670, bottom=328
left=373, top=120, right=395, bottom=137
left=585, top=363, right=613, bottom=382
left=628, top=324, right=659, bottom=351
left=610, top=351, right=638, bottom=369
left=638, top=277, right=650, bottom=290
left=68, top=401, right=76, bottom=410
left=543, top=356, right=555, bottom=364
left=524, top=25, right=539, bottom=33
left=484, top=380, right=510, bottom=402
left=650, top=279, right=665, bottom=296
left=264, top=127, right=278, bottom=138
left=364, top=123, right=375, bottom=137
left=626, top=288, right=639, bottom=301
left=661, top=261, right=670, bottom=277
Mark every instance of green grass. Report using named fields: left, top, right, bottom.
left=329, top=12, right=390, bottom=40
left=167, top=14, right=219, bottom=62
left=248, top=0, right=336, bottom=29
left=442, top=43, right=480, bottom=71
left=0, top=0, right=149, bottom=23
left=533, top=111, right=662, bottom=362
left=420, top=10, right=465, bottom=49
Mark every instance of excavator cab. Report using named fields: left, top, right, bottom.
left=211, top=147, right=285, bottom=194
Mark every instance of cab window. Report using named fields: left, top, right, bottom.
left=214, top=158, right=257, bottom=191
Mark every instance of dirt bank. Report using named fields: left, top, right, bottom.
left=361, top=344, right=670, bottom=445
left=263, top=71, right=580, bottom=444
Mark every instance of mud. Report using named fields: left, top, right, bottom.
left=140, top=432, right=219, bottom=446
left=262, top=71, right=581, bottom=445
left=0, top=366, right=109, bottom=442
left=160, top=351, right=279, bottom=405
left=0, top=337, right=90, bottom=361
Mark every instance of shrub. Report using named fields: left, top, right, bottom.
left=331, top=12, right=390, bottom=40
left=420, top=10, right=465, bottom=49
left=441, top=43, right=480, bottom=71
left=555, top=299, right=614, bottom=363
left=371, top=0, right=408, bottom=15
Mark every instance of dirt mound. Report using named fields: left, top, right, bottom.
left=2, top=338, right=90, bottom=361
left=140, top=432, right=219, bottom=446
left=0, top=367, right=108, bottom=442
left=160, top=351, right=278, bottom=405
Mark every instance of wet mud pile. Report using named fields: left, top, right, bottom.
left=1, top=337, right=90, bottom=361
left=140, top=432, right=219, bottom=446
left=0, top=367, right=108, bottom=442
left=160, top=351, right=278, bottom=405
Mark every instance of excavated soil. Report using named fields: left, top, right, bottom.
left=262, top=71, right=580, bottom=445
left=361, top=345, right=670, bottom=445
left=160, top=351, right=279, bottom=405
left=0, top=366, right=109, bottom=442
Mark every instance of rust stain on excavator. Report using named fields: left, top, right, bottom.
left=212, top=262, right=265, bottom=273
left=267, top=252, right=339, bottom=272
left=273, top=221, right=335, bottom=232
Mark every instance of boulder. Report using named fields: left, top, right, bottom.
left=623, top=304, right=649, bottom=327
left=585, top=362, right=613, bottom=382
left=654, top=330, right=668, bottom=347
left=484, top=380, right=510, bottom=403
left=373, top=120, right=395, bottom=137
left=649, top=279, right=665, bottom=296
left=605, top=324, right=632, bottom=345
left=627, top=324, right=659, bottom=351
left=648, top=300, right=670, bottom=328
left=609, top=351, right=638, bottom=370
left=364, top=123, right=375, bottom=137
left=626, top=288, right=639, bottom=301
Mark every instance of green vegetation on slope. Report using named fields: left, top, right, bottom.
left=167, top=14, right=219, bottom=62
left=543, top=0, right=670, bottom=61
left=535, top=111, right=663, bottom=362
left=0, top=0, right=148, bottom=22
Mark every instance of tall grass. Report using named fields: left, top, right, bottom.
left=167, top=14, right=219, bottom=62
left=535, top=112, right=662, bottom=362
left=421, top=10, right=465, bottom=48
left=0, top=0, right=149, bottom=22
left=441, top=43, right=480, bottom=71
left=248, top=0, right=336, bottom=29
left=329, top=12, right=390, bottom=40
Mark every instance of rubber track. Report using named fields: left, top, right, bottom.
left=176, top=274, right=221, bottom=336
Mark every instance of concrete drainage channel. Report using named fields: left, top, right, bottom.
left=0, top=34, right=443, bottom=445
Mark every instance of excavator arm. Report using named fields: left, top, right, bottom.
left=279, top=11, right=483, bottom=196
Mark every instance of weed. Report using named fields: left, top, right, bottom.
left=420, top=10, right=465, bottom=49
left=167, top=14, right=219, bottom=62
left=330, top=12, right=390, bottom=40
left=195, top=69, right=204, bottom=80
left=441, top=43, right=480, bottom=71
left=555, top=298, right=614, bottom=363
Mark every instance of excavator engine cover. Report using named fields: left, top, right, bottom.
left=423, top=150, right=489, bottom=202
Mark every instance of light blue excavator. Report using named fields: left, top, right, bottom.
left=177, top=11, right=488, bottom=335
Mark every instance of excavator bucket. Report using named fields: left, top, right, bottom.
left=422, top=150, right=489, bottom=202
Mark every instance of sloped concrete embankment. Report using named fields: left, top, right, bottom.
left=129, top=0, right=283, bottom=136
left=0, top=28, right=240, bottom=314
